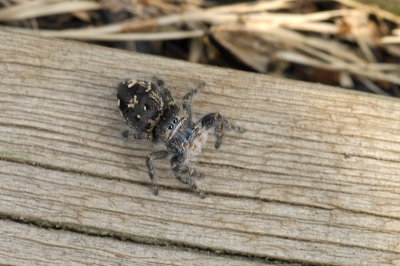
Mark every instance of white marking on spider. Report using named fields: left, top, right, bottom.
left=145, top=81, right=151, bottom=92
left=128, top=95, right=138, bottom=108
left=127, top=80, right=138, bottom=88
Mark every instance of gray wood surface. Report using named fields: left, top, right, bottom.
left=0, top=219, right=272, bottom=266
left=1, top=28, right=400, bottom=265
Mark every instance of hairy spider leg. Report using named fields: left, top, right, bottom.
left=156, top=79, right=177, bottom=110
left=146, top=150, right=169, bottom=195
left=223, top=118, right=246, bottom=133
left=200, top=113, right=224, bottom=149
left=175, top=175, right=206, bottom=199
left=171, top=155, right=205, bottom=198
left=182, top=82, right=205, bottom=120
left=122, top=131, right=153, bottom=140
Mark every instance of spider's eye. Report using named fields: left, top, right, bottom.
left=167, top=124, right=174, bottom=130
left=172, top=117, right=178, bottom=124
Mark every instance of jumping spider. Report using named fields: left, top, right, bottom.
left=117, top=78, right=245, bottom=198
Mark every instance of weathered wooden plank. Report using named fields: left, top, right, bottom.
left=1, top=29, right=400, bottom=265
left=0, top=220, right=272, bottom=266
left=1, top=161, right=399, bottom=265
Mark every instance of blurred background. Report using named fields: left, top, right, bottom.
left=1, top=0, right=400, bottom=96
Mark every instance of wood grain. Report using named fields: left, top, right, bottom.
left=0, top=219, right=271, bottom=266
left=1, top=28, right=400, bottom=265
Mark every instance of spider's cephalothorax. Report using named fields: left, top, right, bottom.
left=117, top=78, right=245, bottom=198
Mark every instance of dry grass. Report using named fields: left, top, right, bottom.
left=1, top=0, right=399, bottom=96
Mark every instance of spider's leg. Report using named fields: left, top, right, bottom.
left=200, top=112, right=224, bottom=149
left=223, top=118, right=246, bottom=133
left=200, top=113, right=245, bottom=149
left=122, top=131, right=153, bottom=140
left=171, top=155, right=205, bottom=198
left=146, top=150, right=169, bottom=195
left=171, top=155, right=205, bottom=178
left=156, top=79, right=179, bottom=110
left=182, top=82, right=205, bottom=120
left=175, top=175, right=206, bottom=199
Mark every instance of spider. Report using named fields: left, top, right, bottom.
left=117, top=78, right=245, bottom=198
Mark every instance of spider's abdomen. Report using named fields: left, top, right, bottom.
left=117, top=80, right=166, bottom=134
